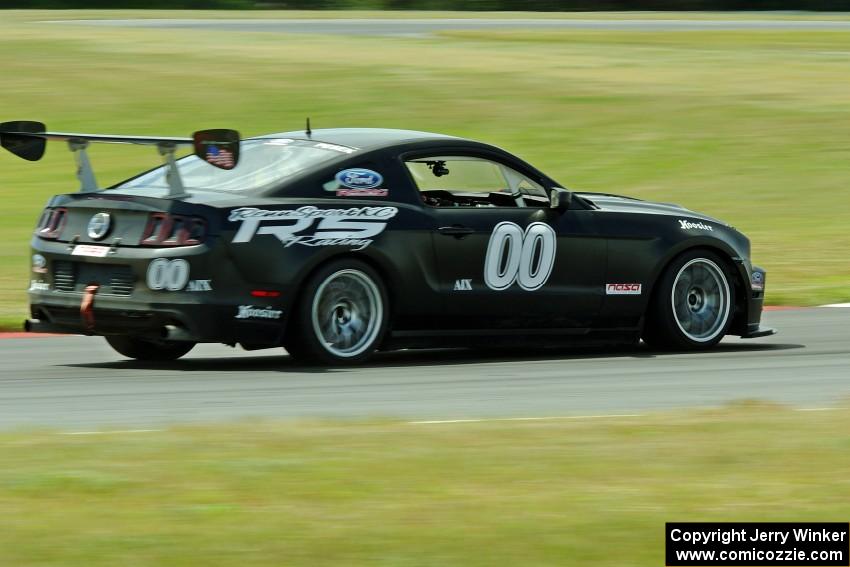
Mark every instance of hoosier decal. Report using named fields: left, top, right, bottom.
left=235, top=305, right=282, bottom=320
left=678, top=219, right=713, bottom=231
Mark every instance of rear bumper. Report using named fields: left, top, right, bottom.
left=27, top=293, right=286, bottom=346
left=23, top=316, right=211, bottom=340
left=27, top=237, right=289, bottom=346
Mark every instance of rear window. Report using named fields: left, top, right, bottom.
left=113, top=139, right=355, bottom=194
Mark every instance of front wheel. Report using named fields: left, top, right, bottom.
left=643, top=250, right=735, bottom=350
left=285, top=259, right=389, bottom=365
left=105, top=335, right=195, bottom=361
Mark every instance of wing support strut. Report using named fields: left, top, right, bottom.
left=157, top=141, right=189, bottom=199
left=68, top=139, right=98, bottom=193
left=67, top=138, right=189, bottom=198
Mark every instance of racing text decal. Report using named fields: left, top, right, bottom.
left=229, top=206, right=398, bottom=251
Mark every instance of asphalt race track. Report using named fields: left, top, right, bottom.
left=49, top=18, right=850, bottom=36
left=0, top=308, right=847, bottom=430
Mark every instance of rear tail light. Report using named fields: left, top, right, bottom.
left=141, top=213, right=207, bottom=247
left=34, top=208, right=67, bottom=240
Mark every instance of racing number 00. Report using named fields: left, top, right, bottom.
left=146, top=258, right=190, bottom=291
left=484, top=222, right=557, bottom=291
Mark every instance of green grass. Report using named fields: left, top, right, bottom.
left=13, top=10, right=850, bottom=20
left=2, top=404, right=850, bottom=566
left=1, top=11, right=849, bottom=327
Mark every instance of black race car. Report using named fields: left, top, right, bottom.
left=1, top=121, right=774, bottom=364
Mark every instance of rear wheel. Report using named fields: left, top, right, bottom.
left=643, top=250, right=734, bottom=350
left=105, top=335, right=195, bottom=361
left=285, top=259, right=388, bottom=365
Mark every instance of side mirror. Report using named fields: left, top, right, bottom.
left=193, top=129, right=240, bottom=170
left=550, top=188, right=572, bottom=213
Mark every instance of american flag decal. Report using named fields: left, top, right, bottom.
left=206, top=145, right=235, bottom=169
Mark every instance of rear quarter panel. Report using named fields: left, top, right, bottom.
left=219, top=199, right=443, bottom=331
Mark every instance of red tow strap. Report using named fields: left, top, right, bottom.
left=80, top=284, right=99, bottom=331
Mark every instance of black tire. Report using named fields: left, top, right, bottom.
left=285, top=259, right=389, bottom=365
left=105, top=335, right=195, bottom=361
left=643, top=249, right=735, bottom=350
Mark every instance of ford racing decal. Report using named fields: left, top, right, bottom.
left=334, top=168, right=388, bottom=197
left=336, top=169, right=383, bottom=190
left=337, top=188, right=388, bottom=197
left=229, top=206, right=398, bottom=251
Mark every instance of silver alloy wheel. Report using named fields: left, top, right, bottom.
left=311, top=269, right=383, bottom=358
left=670, top=258, right=731, bottom=343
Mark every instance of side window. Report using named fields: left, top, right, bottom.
left=405, top=156, right=548, bottom=208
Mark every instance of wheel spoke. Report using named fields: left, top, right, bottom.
left=339, top=328, right=354, bottom=348
left=675, top=302, right=692, bottom=330
left=322, top=319, right=338, bottom=343
left=695, top=313, right=707, bottom=335
left=348, top=317, right=366, bottom=336
left=676, top=272, right=692, bottom=294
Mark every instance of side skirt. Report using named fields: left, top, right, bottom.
left=384, top=327, right=641, bottom=350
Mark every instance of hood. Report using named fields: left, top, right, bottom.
left=576, top=192, right=726, bottom=225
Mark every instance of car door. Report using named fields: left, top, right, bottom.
left=405, top=154, right=606, bottom=330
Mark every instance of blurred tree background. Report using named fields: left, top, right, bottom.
left=4, top=0, right=850, bottom=10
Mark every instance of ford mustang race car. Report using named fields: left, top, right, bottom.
left=1, top=121, right=774, bottom=364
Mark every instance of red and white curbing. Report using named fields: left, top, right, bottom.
left=0, top=331, right=67, bottom=339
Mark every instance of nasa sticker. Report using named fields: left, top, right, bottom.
left=334, top=169, right=388, bottom=197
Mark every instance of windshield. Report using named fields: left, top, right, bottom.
left=114, top=139, right=354, bottom=193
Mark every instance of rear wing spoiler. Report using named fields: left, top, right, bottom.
left=0, top=120, right=240, bottom=198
